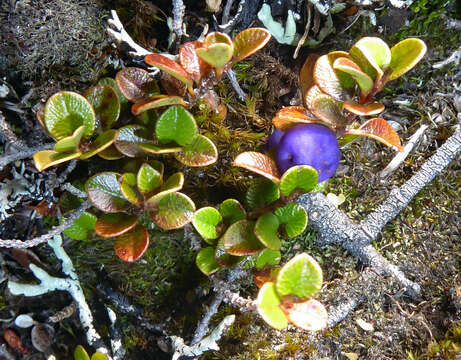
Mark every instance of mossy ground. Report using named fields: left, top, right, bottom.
left=0, top=0, right=459, bottom=359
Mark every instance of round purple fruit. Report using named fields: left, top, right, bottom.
left=267, top=129, right=285, bottom=151
left=276, top=124, right=340, bottom=182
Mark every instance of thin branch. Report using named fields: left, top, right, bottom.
left=225, top=69, right=246, bottom=102
left=0, top=110, right=26, bottom=148
left=217, top=0, right=245, bottom=33
left=172, top=0, right=186, bottom=39
left=433, top=46, right=461, bottom=69
left=60, top=182, right=87, bottom=198
left=293, top=3, right=312, bottom=59
left=0, top=201, right=91, bottom=248
left=221, top=0, right=235, bottom=24
left=0, top=144, right=53, bottom=171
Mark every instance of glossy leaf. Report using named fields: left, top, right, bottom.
left=275, top=253, right=323, bottom=300
left=115, top=67, right=160, bottom=103
left=299, top=54, right=320, bottom=98
left=246, top=178, right=280, bottom=210
left=214, top=237, right=244, bottom=268
left=114, top=225, right=149, bottom=262
left=174, top=134, right=218, bottom=166
left=33, top=150, right=81, bottom=172
left=114, top=125, right=152, bottom=157
left=219, top=199, right=246, bottom=225
left=84, top=84, right=120, bottom=130
left=54, top=125, right=85, bottom=153
left=138, top=143, right=183, bottom=154
left=234, top=151, right=280, bottom=183
left=196, top=247, right=220, bottom=275
left=179, top=41, right=213, bottom=82
left=155, top=106, right=198, bottom=146
left=279, top=165, right=319, bottom=197
left=91, top=353, right=109, bottom=360
left=160, top=72, right=188, bottom=97
left=86, top=172, right=129, bottom=213
left=232, top=27, right=271, bottom=64
left=343, top=101, right=384, bottom=116
left=149, top=192, right=195, bottom=230
left=145, top=172, right=185, bottom=205
left=94, top=213, right=138, bottom=237
left=131, top=95, right=187, bottom=116
left=63, top=211, right=97, bottom=240
left=254, top=212, right=281, bottom=250
left=98, top=77, right=129, bottom=107
left=74, top=345, right=90, bottom=360
left=310, top=94, right=347, bottom=126
left=255, top=249, right=281, bottom=270
left=144, top=53, right=193, bottom=88
left=304, top=85, right=324, bottom=110
left=222, top=219, right=264, bottom=256
left=137, top=163, right=162, bottom=196
left=314, top=52, right=353, bottom=101
left=388, top=38, right=427, bottom=81
left=44, top=91, right=96, bottom=140
left=272, top=106, right=317, bottom=131
left=256, top=282, right=288, bottom=330
left=97, top=145, right=124, bottom=160
left=197, top=32, right=233, bottom=71
left=333, top=57, right=374, bottom=95
left=80, top=129, right=118, bottom=159
left=120, top=173, right=143, bottom=204
left=282, top=299, right=328, bottom=331
left=274, top=203, right=307, bottom=238
left=345, top=117, right=403, bottom=151
left=192, top=207, right=223, bottom=243
left=349, top=37, right=391, bottom=80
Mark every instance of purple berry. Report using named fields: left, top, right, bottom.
left=276, top=124, right=340, bottom=182
left=267, top=129, right=285, bottom=151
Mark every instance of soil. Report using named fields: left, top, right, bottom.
left=0, top=1, right=460, bottom=359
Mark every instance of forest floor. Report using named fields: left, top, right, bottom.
left=0, top=0, right=460, bottom=359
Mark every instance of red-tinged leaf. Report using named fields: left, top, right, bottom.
left=221, top=219, right=264, bottom=256
left=281, top=299, right=328, bottom=331
left=115, top=67, right=160, bottom=103
left=34, top=200, right=57, bottom=217
left=253, top=267, right=281, bottom=288
left=114, top=225, right=149, bottom=262
left=149, top=192, right=195, bottom=230
left=349, top=37, right=391, bottom=81
left=114, top=125, right=152, bottom=158
left=3, top=328, right=28, bottom=354
left=204, top=31, right=233, bottom=47
left=332, top=57, right=374, bottom=96
left=160, top=72, right=187, bottom=97
left=179, top=41, right=213, bottom=82
left=98, top=144, right=124, bottom=160
left=174, top=134, right=218, bottom=166
left=234, top=151, right=280, bottom=183
left=84, top=84, right=120, bottom=130
left=343, top=101, right=384, bottom=116
left=95, top=213, right=138, bottom=237
left=272, top=106, right=318, bottom=131
left=86, top=172, right=129, bottom=213
left=145, top=53, right=193, bottom=88
left=311, top=94, right=347, bottom=126
left=304, top=85, right=324, bottom=109
left=299, top=54, right=320, bottom=98
left=345, top=118, right=403, bottom=151
left=197, top=32, right=233, bottom=73
left=80, top=129, right=118, bottom=160
left=232, top=28, right=271, bottom=64
left=314, top=52, right=354, bottom=101
left=131, top=95, right=187, bottom=116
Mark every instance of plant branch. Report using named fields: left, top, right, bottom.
left=0, top=143, right=53, bottom=171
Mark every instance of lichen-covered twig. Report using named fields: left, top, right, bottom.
left=0, top=201, right=91, bottom=248
left=60, top=182, right=87, bottom=199
left=225, top=69, right=247, bottom=102
left=0, top=110, right=26, bottom=148
left=0, top=144, right=53, bottom=171
left=379, top=124, right=429, bottom=178
left=217, top=0, right=245, bottom=32
left=8, top=235, right=111, bottom=357
left=433, top=47, right=461, bottom=69
left=171, top=0, right=186, bottom=39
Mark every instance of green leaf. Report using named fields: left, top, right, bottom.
left=232, top=28, right=271, bottom=64
left=219, top=199, right=246, bottom=225
left=274, top=203, right=307, bottom=238
left=155, top=106, right=198, bottom=146
left=114, top=125, right=152, bottom=157
left=33, top=150, right=81, bottom=172
left=84, top=84, right=120, bottom=130
left=94, top=213, right=138, bottom=237
left=255, top=249, right=281, bottom=270
left=44, top=91, right=96, bottom=140
left=314, top=52, right=353, bottom=102
left=115, top=67, right=160, bottom=103
left=333, top=57, right=374, bottom=96
left=114, top=225, right=149, bottom=262
left=97, top=144, right=124, bottom=160
left=144, top=54, right=194, bottom=88
left=131, top=95, right=187, bottom=116
left=80, top=129, right=118, bottom=160
left=246, top=179, right=280, bottom=210
left=179, top=41, right=213, bottom=83
left=214, top=237, right=244, bottom=268
left=275, top=253, right=323, bottom=300
left=149, top=192, right=195, bottom=230
left=74, top=345, right=90, bottom=360
left=63, top=211, right=97, bottom=240
left=222, top=219, right=264, bottom=256
left=91, top=353, right=109, bottom=360
left=192, top=207, right=223, bottom=243
left=256, top=282, right=288, bottom=330
left=254, top=213, right=281, bottom=250
left=86, top=172, right=129, bottom=213
left=54, top=126, right=85, bottom=153
left=349, top=37, right=391, bottom=80
left=279, top=165, right=319, bottom=197
left=174, top=134, right=218, bottom=166
left=120, top=173, right=143, bottom=204
left=388, top=38, right=427, bottom=81
left=98, top=77, right=129, bottom=107
left=145, top=172, right=184, bottom=204
left=310, top=94, right=347, bottom=127
left=139, top=143, right=183, bottom=154
left=137, top=163, right=162, bottom=196
left=196, top=247, right=221, bottom=275
left=196, top=32, right=234, bottom=70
